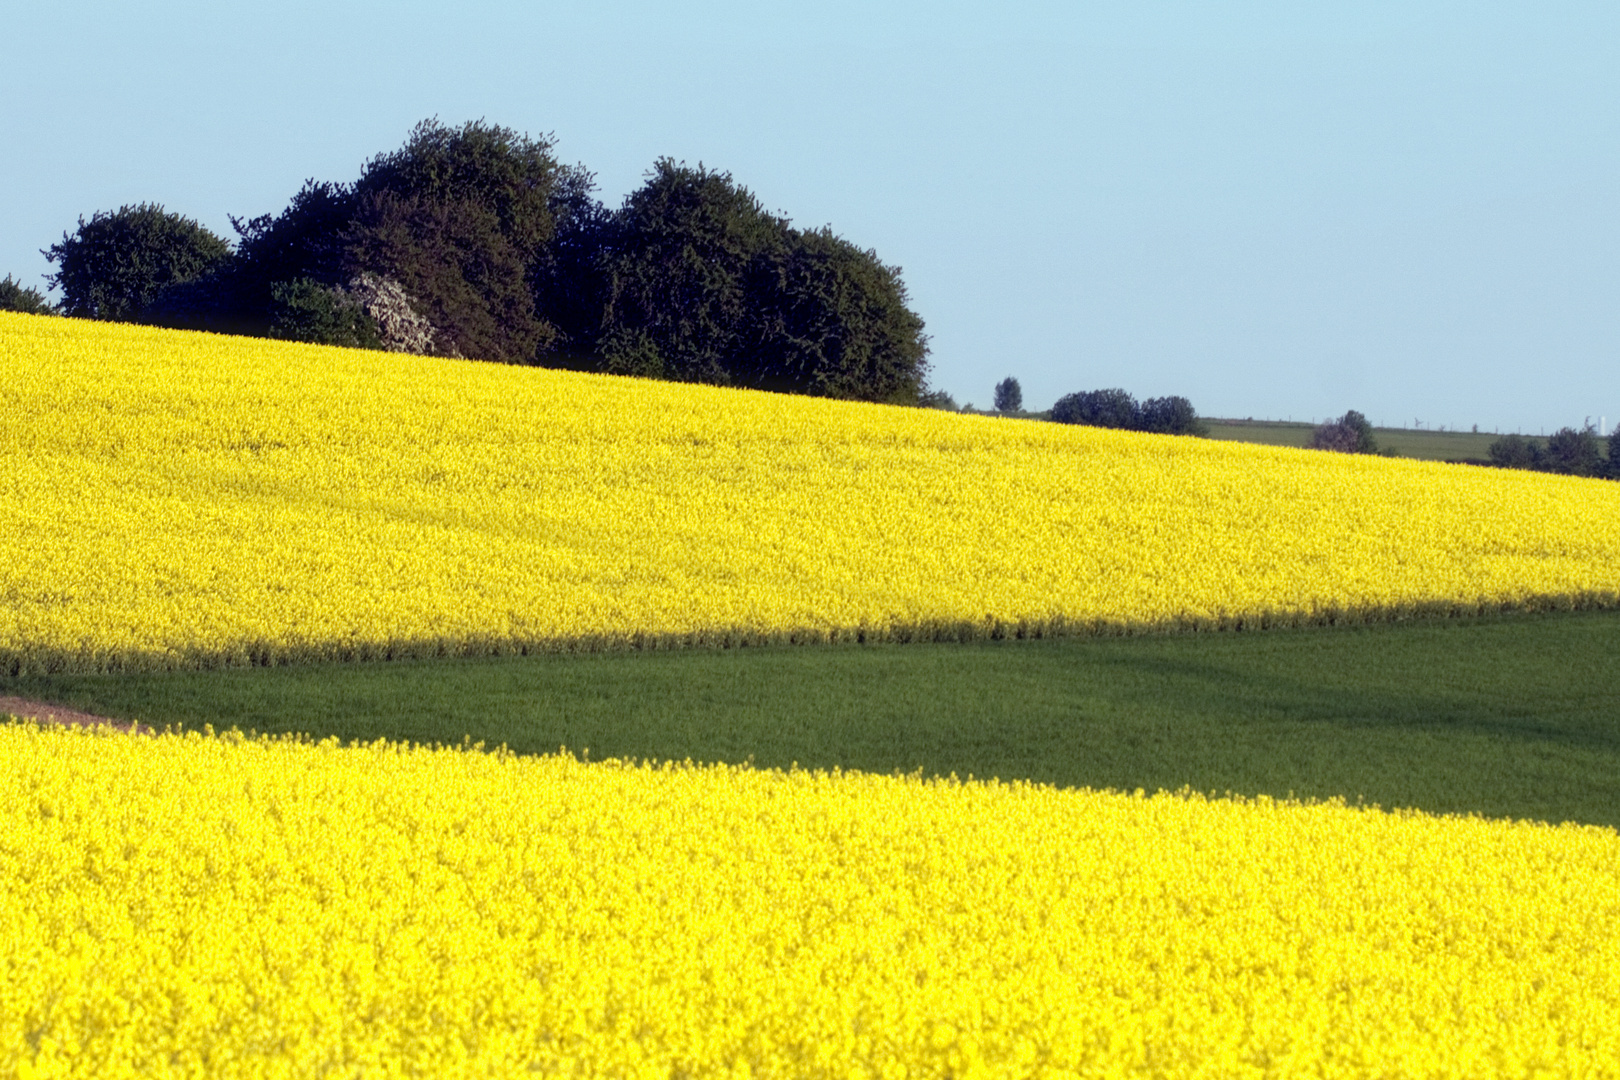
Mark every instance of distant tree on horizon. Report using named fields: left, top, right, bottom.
left=1051, top=388, right=1139, bottom=429
left=1489, top=426, right=1611, bottom=479
left=43, top=204, right=231, bottom=322
left=344, top=118, right=565, bottom=363
left=1540, top=426, right=1605, bottom=477
left=1311, top=410, right=1378, bottom=454
left=994, top=377, right=1022, bottom=413
left=1050, top=387, right=1205, bottom=436
left=38, top=123, right=936, bottom=404
left=0, top=274, right=54, bottom=315
left=1139, top=395, right=1208, bottom=436
left=592, top=159, right=930, bottom=402
left=1488, top=433, right=1542, bottom=469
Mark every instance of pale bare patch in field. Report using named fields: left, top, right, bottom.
left=0, top=697, right=154, bottom=735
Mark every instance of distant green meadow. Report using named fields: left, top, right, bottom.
left=1203, top=418, right=1504, bottom=462
left=8, top=608, right=1618, bottom=830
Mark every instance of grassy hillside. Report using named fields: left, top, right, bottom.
left=6, top=313, right=1618, bottom=823
left=1205, top=418, right=1506, bottom=461
left=5, top=311, right=1620, bottom=674
left=7, top=315, right=1618, bottom=1076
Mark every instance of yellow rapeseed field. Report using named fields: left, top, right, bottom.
left=3, top=721, right=1616, bottom=1079
left=4, top=310, right=1620, bottom=672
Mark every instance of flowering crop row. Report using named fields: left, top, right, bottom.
left=4, top=311, right=1619, bottom=672
left=3, top=721, right=1616, bottom=1079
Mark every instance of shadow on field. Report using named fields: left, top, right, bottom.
left=6, top=610, right=1619, bottom=829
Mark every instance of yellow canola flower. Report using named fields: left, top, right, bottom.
left=2, top=721, right=1617, bottom=1079
left=3, top=311, right=1620, bottom=671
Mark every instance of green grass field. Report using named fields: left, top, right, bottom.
left=979, top=413, right=1516, bottom=462
left=7, top=609, right=1617, bottom=829
left=1203, top=418, right=1506, bottom=461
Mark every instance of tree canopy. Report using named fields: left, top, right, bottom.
left=43, top=204, right=231, bottom=322
left=1051, top=388, right=1140, bottom=429
left=994, top=377, right=1022, bottom=413
left=0, top=274, right=54, bottom=315
left=1490, top=427, right=1611, bottom=478
left=345, top=119, right=564, bottom=362
left=568, top=159, right=930, bottom=401
left=1540, top=426, right=1605, bottom=477
left=35, top=123, right=934, bottom=404
left=593, top=160, right=783, bottom=383
left=1311, top=410, right=1378, bottom=454
left=1050, top=388, right=1206, bottom=436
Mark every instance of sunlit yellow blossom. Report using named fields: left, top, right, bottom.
left=2, top=722, right=1616, bottom=1078
left=4, top=311, right=1619, bottom=672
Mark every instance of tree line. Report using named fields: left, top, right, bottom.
left=928, top=377, right=1211, bottom=437
left=7, top=125, right=1602, bottom=461
left=2, top=119, right=931, bottom=404
left=1487, top=427, right=1620, bottom=480
left=1310, top=409, right=1620, bottom=480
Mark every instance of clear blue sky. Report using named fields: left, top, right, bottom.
left=4, top=1, right=1616, bottom=433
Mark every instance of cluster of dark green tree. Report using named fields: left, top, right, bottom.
left=0, top=274, right=54, bottom=315
left=1311, top=410, right=1380, bottom=454
left=14, top=120, right=931, bottom=404
left=994, top=376, right=1023, bottom=414
left=1049, top=387, right=1208, bottom=436
left=1488, top=427, right=1620, bottom=479
left=918, top=379, right=1207, bottom=432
